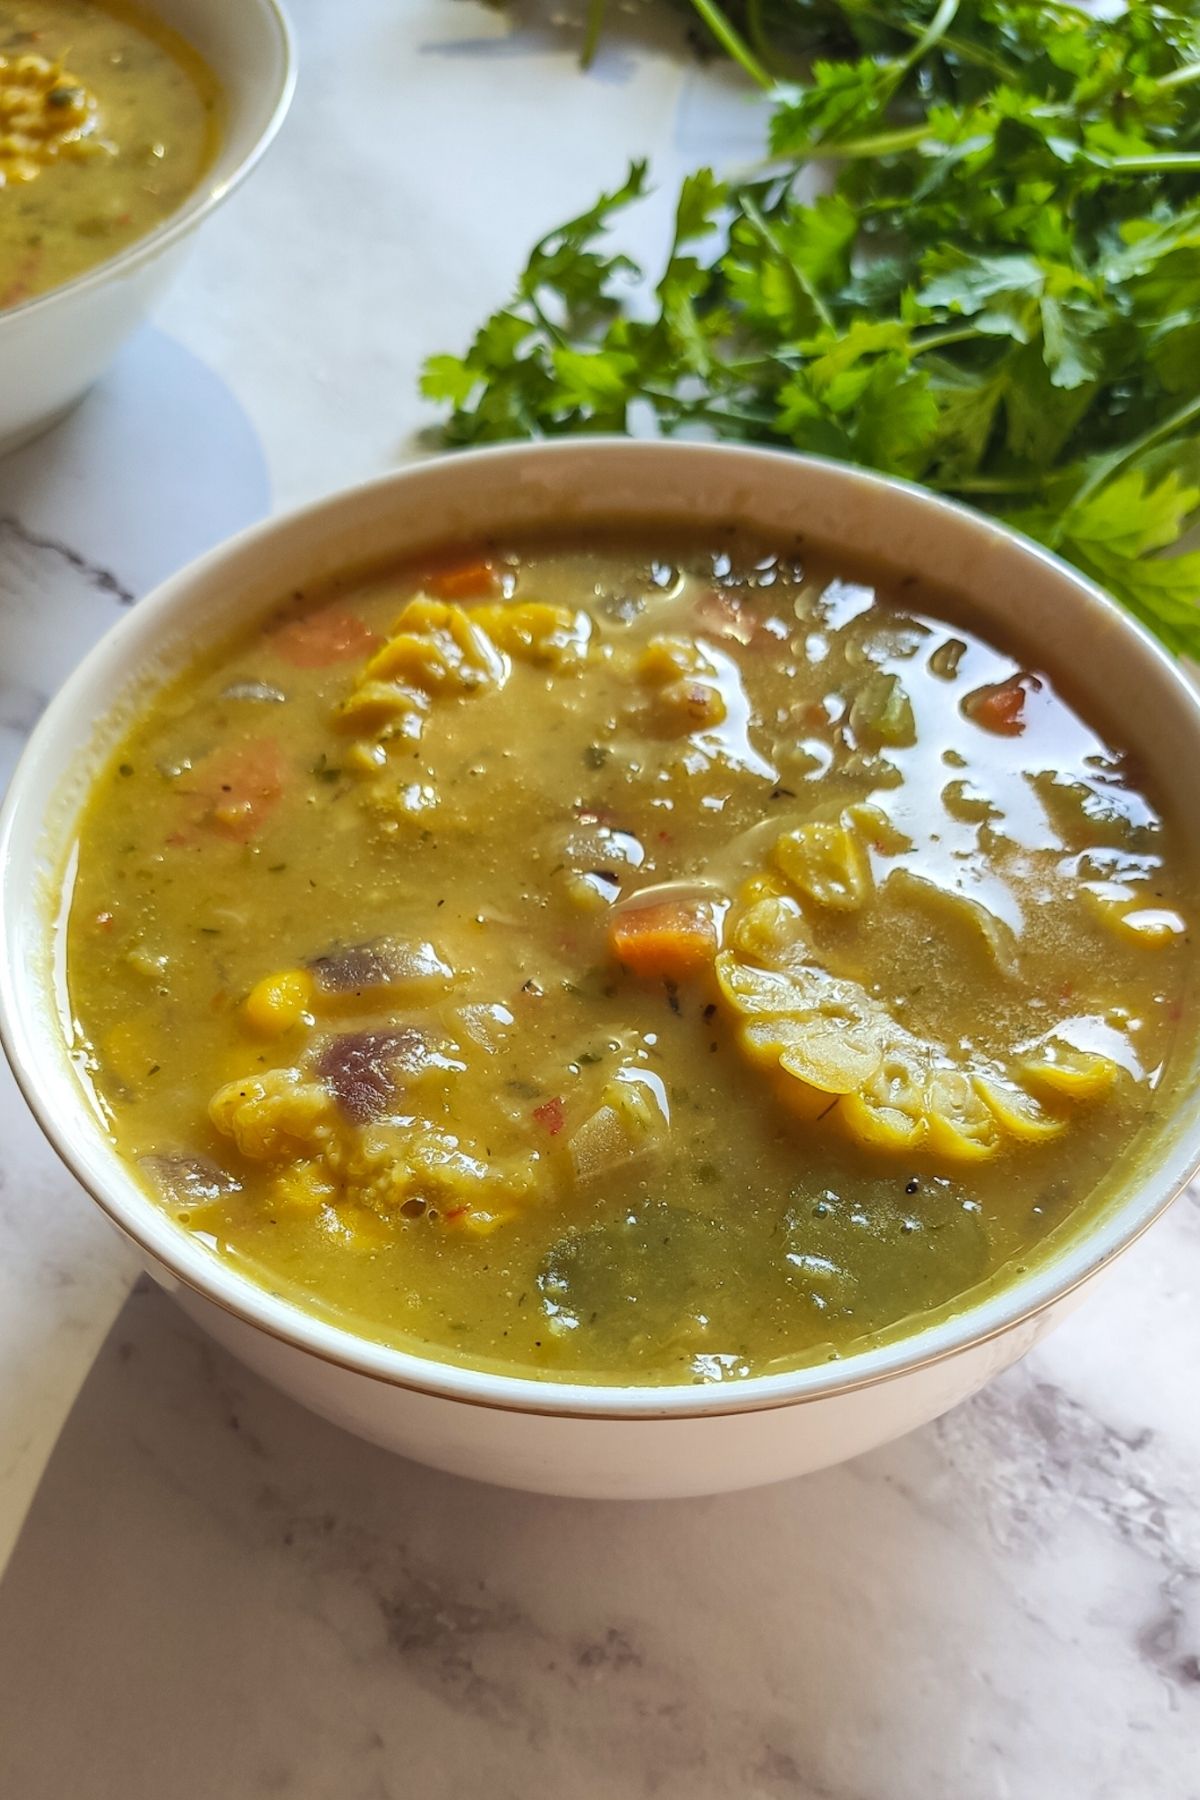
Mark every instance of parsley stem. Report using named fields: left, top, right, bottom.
left=871, top=0, right=961, bottom=117
left=947, top=475, right=1046, bottom=496
left=808, top=123, right=930, bottom=160
left=895, top=0, right=961, bottom=83
left=843, top=0, right=1016, bottom=80
left=532, top=303, right=568, bottom=347
left=744, top=0, right=772, bottom=67
left=687, top=0, right=773, bottom=91
left=581, top=0, right=607, bottom=69
left=1152, top=60, right=1200, bottom=94
left=1054, top=393, right=1200, bottom=542
left=642, top=387, right=776, bottom=429
left=912, top=326, right=985, bottom=355
left=739, top=192, right=834, bottom=331
left=794, top=134, right=1200, bottom=177
left=1104, top=152, right=1200, bottom=175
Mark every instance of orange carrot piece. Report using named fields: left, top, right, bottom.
left=609, top=898, right=717, bottom=981
left=963, top=673, right=1040, bottom=737
left=425, top=558, right=503, bottom=602
left=270, top=606, right=378, bottom=669
left=184, top=738, right=286, bottom=843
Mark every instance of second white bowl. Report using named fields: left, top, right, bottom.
left=0, top=0, right=294, bottom=454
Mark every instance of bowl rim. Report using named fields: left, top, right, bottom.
left=0, top=0, right=296, bottom=326
left=3, top=437, right=1200, bottom=1421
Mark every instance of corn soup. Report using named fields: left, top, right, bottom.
left=64, top=533, right=1197, bottom=1383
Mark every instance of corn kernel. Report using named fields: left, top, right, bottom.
left=272, top=1160, right=337, bottom=1215
left=242, top=969, right=313, bottom=1038
left=638, top=635, right=715, bottom=686
left=1020, top=1041, right=1118, bottom=1100
left=446, top=1207, right=515, bottom=1236
left=773, top=820, right=872, bottom=911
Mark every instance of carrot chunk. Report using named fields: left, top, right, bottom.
left=609, top=897, right=718, bottom=981
left=270, top=606, right=378, bottom=669
left=963, top=673, right=1040, bottom=737
left=425, top=558, right=503, bottom=602
left=185, top=739, right=286, bottom=842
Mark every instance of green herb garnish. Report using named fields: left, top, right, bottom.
left=422, top=0, right=1200, bottom=654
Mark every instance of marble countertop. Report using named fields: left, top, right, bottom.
left=0, top=3, right=1197, bottom=1792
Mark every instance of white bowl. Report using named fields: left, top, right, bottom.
left=3, top=441, right=1199, bottom=1498
left=0, top=0, right=294, bottom=454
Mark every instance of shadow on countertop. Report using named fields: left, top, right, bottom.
left=0, top=326, right=271, bottom=795
left=0, top=1274, right=1194, bottom=1800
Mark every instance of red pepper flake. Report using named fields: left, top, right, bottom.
left=442, top=1205, right=469, bottom=1222
left=93, top=910, right=114, bottom=932
left=533, top=1096, right=565, bottom=1136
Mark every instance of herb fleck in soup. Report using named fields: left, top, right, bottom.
left=65, top=532, right=1197, bottom=1383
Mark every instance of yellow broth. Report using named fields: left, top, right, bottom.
left=0, top=0, right=219, bottom=309
left=65, top=533, right=1197, bottom=1384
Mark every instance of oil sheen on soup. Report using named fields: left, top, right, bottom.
left=65, top=533, right=1197, bottom=1384
left=0, top=0, right=219, bottom=309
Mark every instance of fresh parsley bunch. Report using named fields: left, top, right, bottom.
left=423, top=1, right=1200, bottom=654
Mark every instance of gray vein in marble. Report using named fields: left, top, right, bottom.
left=0, top=679, right=44, bottom=735
left=0, top=514, right=135, bottom=607
left=935, top=1379, right=1200, bottom=1705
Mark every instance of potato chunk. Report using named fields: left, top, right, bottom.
left=209, top=1069, right=335, bottom=1161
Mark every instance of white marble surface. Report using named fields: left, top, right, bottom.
left=0, top=2, right=1198, bottom=1789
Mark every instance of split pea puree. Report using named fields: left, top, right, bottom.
left=65, top=533, right=1197, bottom=1384
left=0, top=0, right=219, bottom=309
